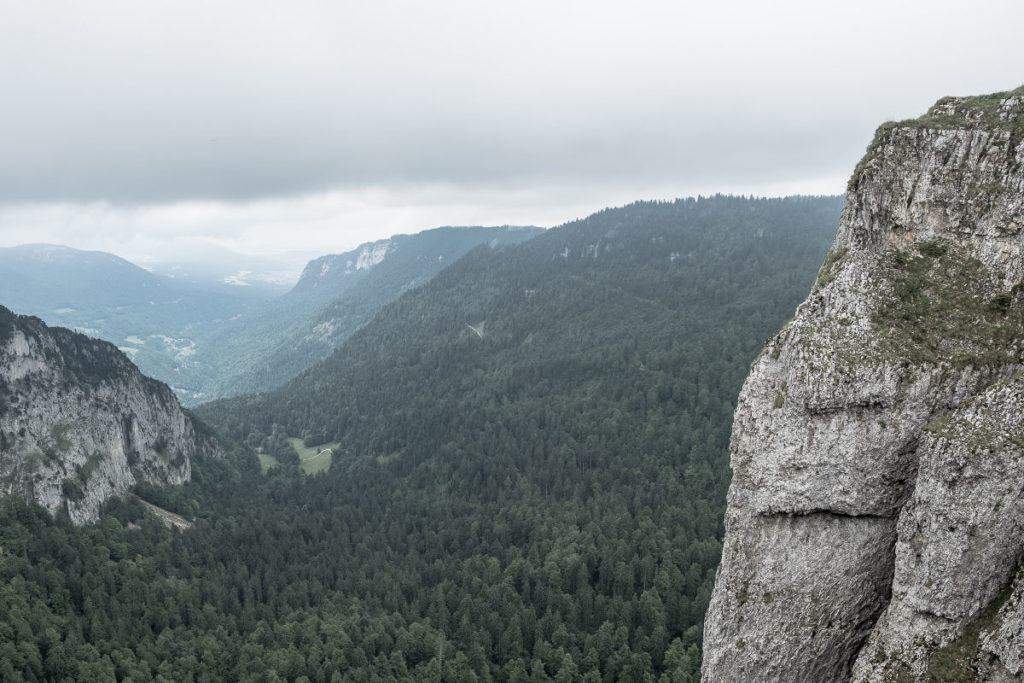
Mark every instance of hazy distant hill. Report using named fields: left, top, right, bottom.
left=0, top=229, right=543, bottom=405
left=193, top=225, right=543, bottom=401
left=0, top=244, right=273, bottom=388
left=142, top=243, right=308, bottom=292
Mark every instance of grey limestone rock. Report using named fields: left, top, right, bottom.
left=0, top=306, right=217, bottom=524
left=703, top=86, right=1024, bottom=682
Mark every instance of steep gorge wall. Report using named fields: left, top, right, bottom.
left=0, top=306, right=216, bottom=524
left=703, top=87, right=1024, bottom=681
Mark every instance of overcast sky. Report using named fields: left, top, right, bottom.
left=1, top=0, right=1022, bottom=275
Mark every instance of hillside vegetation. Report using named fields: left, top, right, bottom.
left=196, top=226, right=542, bottom=402
left=0, top=195, right=842, bottom=681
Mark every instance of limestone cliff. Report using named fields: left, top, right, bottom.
left=702, top=86, right=1024, bottom=681
left=0, top=305, right=216, bottom=524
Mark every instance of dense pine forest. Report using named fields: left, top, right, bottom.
left=194, top=226, right=543, bottom=403
left=0, top=196, right=842, bottom=681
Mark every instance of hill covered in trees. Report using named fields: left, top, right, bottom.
left=194, top=225, right=542, bottom=402
left=0, top=195, right=842, bottom=681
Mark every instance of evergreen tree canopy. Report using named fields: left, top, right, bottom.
left=0, top=195, right=843, bottom=681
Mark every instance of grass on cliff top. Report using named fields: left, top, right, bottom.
left=870, top=239, right=1024, bottom=366
left=912, top=84, right=1024, bottom=133
left=848, top=85, right=1024, bottom=191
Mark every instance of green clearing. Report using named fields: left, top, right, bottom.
left=287, top=438, right=338, bottom=475
left=256, top=452, right=279, bottom=473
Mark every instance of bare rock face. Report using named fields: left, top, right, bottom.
left=702, top=86, right=1024, bottom=682
left=0, top=306, right=216, bottom=524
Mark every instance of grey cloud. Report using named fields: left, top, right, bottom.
left=1, top=1, right=1023, bottom=205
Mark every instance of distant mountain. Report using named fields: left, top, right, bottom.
left=0, top=244, right=170, bottom=313
left=0, top=244, right=275, bottom=392
left=193, top=225, right=543, bottom=401
left=0, top=305, right=217, bottom=524
left=0, top=230, right=543, bottom=404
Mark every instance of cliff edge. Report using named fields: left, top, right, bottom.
left=0, top=306, right=217, bottom=524
left=702, top=86, right=1024, bottom=681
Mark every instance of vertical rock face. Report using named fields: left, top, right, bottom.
left=0, top=306, right=216, bottom=524
left=702, top=87, right=1024, bottom=682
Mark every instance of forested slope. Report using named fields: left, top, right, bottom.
left=0, top=195, right=842, bottom=681
left=193, top=225, right=542, bottom=402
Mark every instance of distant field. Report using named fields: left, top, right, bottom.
left=287, top=437, right=338, bottom=475
left=257, top=453, right=280, bottom=473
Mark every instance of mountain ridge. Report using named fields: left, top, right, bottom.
left=193, top=224, right=544, bottom=401
left=0, top=228, right=544, bottom=404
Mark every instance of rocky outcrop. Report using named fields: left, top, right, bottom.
left=0, top=306, right=217, bottom=524
left=702, top=86, right=1024, bottom=681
